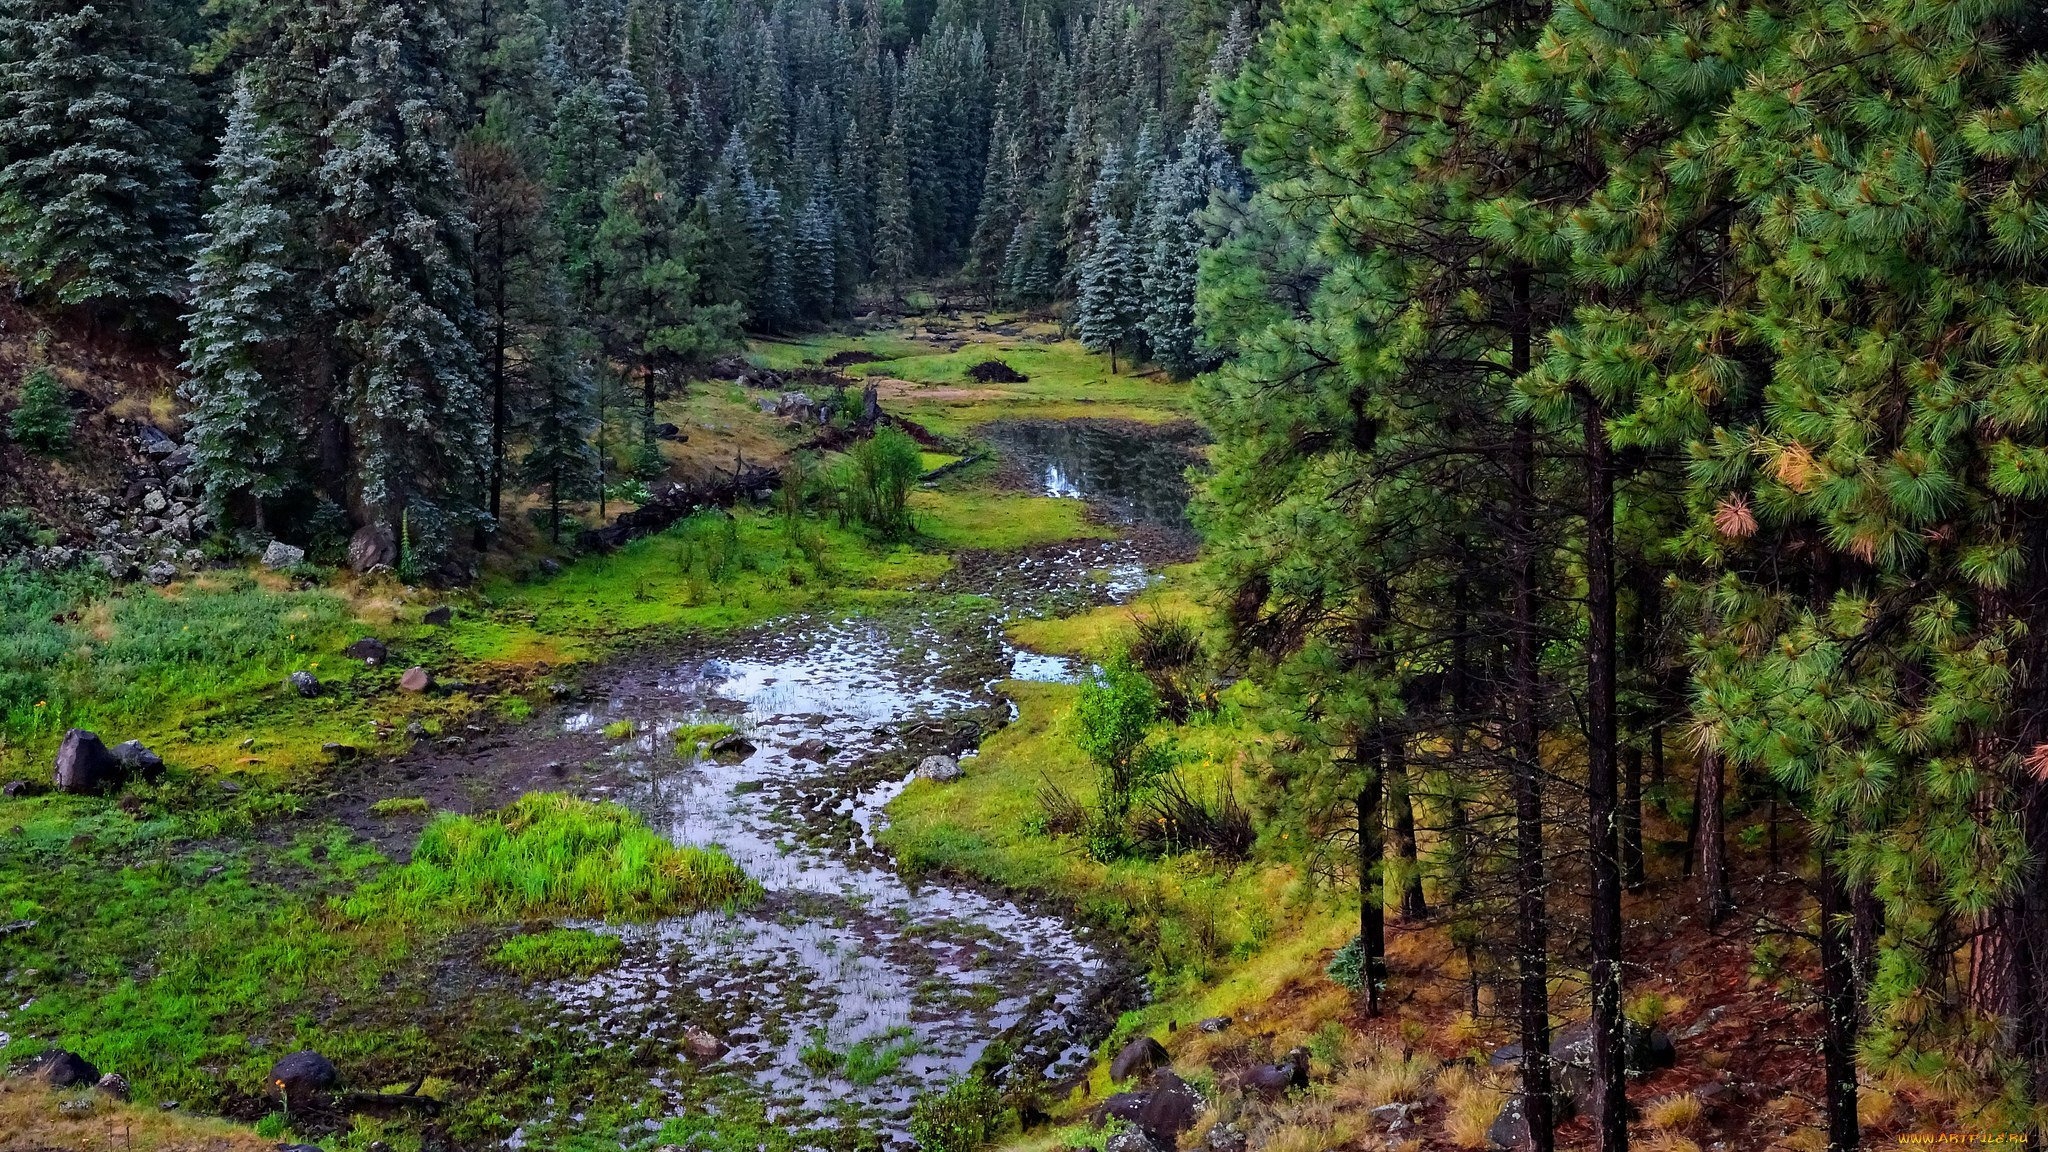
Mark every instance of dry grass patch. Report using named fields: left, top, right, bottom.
left=1436, top=1063, right=1510, bottom=1150
left=1638, top=1133, right=1703, bottom=1152
left=0, top=1078, right=275, bottom=1151
left=1643, top=1092, right=1705, bottom=1133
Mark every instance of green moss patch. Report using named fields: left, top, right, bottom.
left=489, top=928, right=623, bottom=980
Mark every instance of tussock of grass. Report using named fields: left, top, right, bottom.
left=343, top=793, right=759, bottom=923
left=0, top=1078, right=276, bottom=1151
left=1437, top=1064, right=1510, bottom=1149
left=1645, top=1092, right=1705, bottom=1133
left=368, top=796, right=431, bottom=817
left=489, top=928, right=623, bottom=980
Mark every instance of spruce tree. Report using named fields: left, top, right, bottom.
left=9, top=363, right=71, bottom=454
left=0, top=0, right=197, bottom=311
left=181, top=76, right=300, bottom=525
left=320, top=0, right=490, bottom=560
left=520, top=311, right=597, bottom=545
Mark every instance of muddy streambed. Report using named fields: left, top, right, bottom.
left=479, top=421, right=1200, bottom=1144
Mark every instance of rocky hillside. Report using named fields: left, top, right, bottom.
left=0, top=297, right=208, bottom=582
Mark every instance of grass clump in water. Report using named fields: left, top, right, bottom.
left=489, top=928, right=623, bottom=980
left=343, top=792, right=759, bottom=923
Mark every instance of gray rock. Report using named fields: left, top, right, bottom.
left=344, top=637, right=389, bottom=666
left=3, top=779, right=43, bottom=798
left=682, top=1025, right=728, bottom=1060
left=260, top=540, right=306, bottom=570
left=137, top=425, right=176, bottom=456
left=288, top=671, right=322, bottom=697
left=1233, top=1047, right=1310, bottom=1099
left=96, top=1072, right=131, bottom=1100
left=422, top=605, right=452, bottom=626
left=166, top=515, right=192, bottom=541
left=143, top=560, right=177, bottom=586
left=709, top=734, right=756, bottom=759
left=398, top=666, right=433, bottom=693
left=54, top=730, right=121, bottom=794
left=163, top=445, right=194, bottom=472
left=347, top=524, right=397, bottom=573
left=97, top=553, right=136, bottom=581
left=34, top=1049, right=100, bottom=1088
left=109, top=740, right=164, bottom=781
left=267, top=1050, right=337, bottom=1103
left=915, top=754, right=963, bottom=782
left=1104, top=1131, right=1166, bottom=1152
left=790, top=737, right=836, bottom=762
left=1205, top=1122, right=1248, bottom=1152
left=1110, top=1035, right=1170, bottom=1083
left=141, top=490, right=168, bottom=515
left=1198, top=1016, right=1232, bottom=1033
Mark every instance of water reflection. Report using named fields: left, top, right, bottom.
left=980, top=421, right=1200, bottom=529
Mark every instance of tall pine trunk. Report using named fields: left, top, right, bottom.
left=1818, top=845, right=1861, bottom=1152
left=1389, top=735, right=1427, bottom=921
left=1583, top=395, right=1627, bottom=1152
left=1508, top=265, right=1553, bottom=1152
left=1358, top=732, right=1388, bottom=1016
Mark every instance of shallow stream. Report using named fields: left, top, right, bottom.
left=511, top=421, right=1199, bottom=1143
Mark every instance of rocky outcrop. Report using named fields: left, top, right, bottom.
left=19, top=425, right=209, bottom=581
left=32, top=1050, right=100, bottom=1088
left=260, top=540, right=306, bottom=569
left=348, top=524, right=397, bottom=573
left=53, top=730, right=124, bottom=794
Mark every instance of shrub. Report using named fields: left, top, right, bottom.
left=907, top=1074, right=1007, bottom=1152
left=965, top=358, right=1027, bottom=383
left=833, top=425, right=922, bottom=540
left=0, top=507, right=49, bottom=553
left=342, top=792, right=760, bottom=923
left=1328, top=934, right=1370, bottom=992
left=9, top=366, right=73, bottom=454
left=1134, top=771, right=1254, bottom=860
left=490, top=928, right=623, bottom=980
left=1128, top=614, right=1209, bottom=721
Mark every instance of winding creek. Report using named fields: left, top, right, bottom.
left=506, top=419, right=1202, bottom=1143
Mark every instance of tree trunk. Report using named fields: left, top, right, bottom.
left=1358, top=737, right=1387, bottom=1016
left=1698, top=750, right=1733, bottom=924
left=1623, top=743, right=1644, bottom=892
left=1583, top=395, right=1627, bottom=1152
left=1508, top=264, right=1553, bottom=1152
left=1819, top=847, right=1861, bottom=1152
left=1389, top=735, right=1427, bottom=921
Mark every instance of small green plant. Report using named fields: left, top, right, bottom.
left=0, top=507, right=49, bottom=552
left=255, top=1112, right=288, bottom=1139
left=601, top=718, right=637, bottom=739
left=842, top=1026, right=922, bottom=1085
left=10, top=365, right=73, bottom=454
left=341, top=792, right=760, bottom=923
left=489, top=928, right=623, bottom=980
left=799, top=1028, right=840, bottom=1074
left=673, top=721, right=737, bottom=749
left=368, top=797, right=432, bottom=818
left=1074, top=652, right=1173, bottom=859
left=1328, top=934, right=1370, bottom=992
left=832, top=425, right=923, bottom=540
left=907, top=1073, right=1007, bottom=1152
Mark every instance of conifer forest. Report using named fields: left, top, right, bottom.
left=2, top=0, right=2048, bottom=1150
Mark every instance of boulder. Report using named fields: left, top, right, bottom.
left=344, top=637, right=390, bottom=666
left=109, top=740, right=164, bottom=781
left=1205, top=1122, right=1248, bottom=1152
left=267, top=1050, right=337, bottom=1103
left=682, top=1025, right=728, bottom=1061
left=422, top=605, right=452, bottom=626
left=789, top=738, right=836, bottom=762
left=915, top=754, right=963, bottom=782
left=260, top=540, right=306, bottom=570
left=1109, top=1035, right=1170, bottom=1083
left=1233, top=1047, right=1310, bottom=1100
left=34, top=1050, right=100, bottom=1089
left=137, top=425, right=177, bottom=456
left=53, top=730, right=121, bottom=794
left=1136, top=1070, right=1204, bottom=1147
left=347, top=524, right=397, bottom=573
left=398, top=666, right=433, bottom=693
left=1198, top=1016, right=1232, bottom=1033
left=1104, top=1130, right=1166, bottom=1152
left=288, top=671, right=322, bottom=698
left=143, top=560, right=177, bottom=586
left=652, top=422, right=685, bottom=441
left=141, top=490, right=168, bottom=515
left=709, top=734, right=756, bottom=760
left=1486, top=1094, right=1548, bottom=1151
left=95, top=1072, right=130, bottom=1100
left=4, top=779, right=45, bottom=798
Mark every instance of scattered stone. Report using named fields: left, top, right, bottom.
left=347, top=524, right=397, bottom=573
left=96, top=1072, right=130, bottom=1100
left=34, top=1049, right=101, bottom=1089
left=143, top=560, right=177, bottom=585
left=1234, top=1047, right=1310, bottom=1099
left=1198, top=1016, right=1232, bottom=1033
left=682, top=1025, right=728, bottom=1061
left=1373, top=1101, right=1421, bottom=1130
left=3, top=779, right=44, bottom=798
left=709, top=734, right=756, bottom=760
left=260, top=540, right=306, bottom=570
left=288, top=671, right=322, bottom=697
left=1109, top=1035, right=1170, bottom=1083
left=1205, top=1122, right=1248, bottom=1152
left=109, top=740, right=164, bottom=781
left=537, top=557, right=563, bottom=576
left=141, top=490, right=168, bottom=515
left=53, top=729, right=121, bottom=794
left=398, top=666, right=433, bottom=693
left=159, top=1101, right=178, bottom=1111
left=405, top=720, right=428, bottom=741
left=267, top=1050, right=338, bottom=1103
left=137, top=425, right=177, bottom=456
left=98, top=553, right=136, bottom=581
left=789, top=737, right=836, bottom=762
left=422, top=605, right=453, bottom=626
left=1104, top=1130, right=1166, bottom=1152
left=915, top=754, right=963, bottom=782
left=344, top=637, right=390, bottom=666
left=652, top=422, right=686, bottom=441
left=322, top=744, right=360, bottom=762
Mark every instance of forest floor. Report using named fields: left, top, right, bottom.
left=0, top=308, right=1983, bottom=1152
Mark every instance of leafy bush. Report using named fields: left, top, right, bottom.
left=9, top=365, right=73, bottom=454
left=342, top=792, right=760, bottom=923
left=907, top=1074, right=1007, bottom=1152
left=489, top=928, right=623, bottom=980
left=1075, top=653, right=1175, bottom=859
left=832, top=425, right=922, bottom=539
left=0, top=507, right=50, bottom=553
left=1328, top=934, right=1370, bottom=992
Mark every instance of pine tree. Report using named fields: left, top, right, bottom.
left=873, top=108, right=914, bottom=298
left=0, top=0, right=197, bottom=311
left=1075, top=147, right=1145, bottom=372
left=520, top=312, right=597, bottom=545
left=181, top=76, right=300, bottom=525
left=320, top=0, right=490, bottom=561
left=9, top=363, right=71, bottom=454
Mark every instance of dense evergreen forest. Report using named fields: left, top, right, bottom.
left=1, top=0, right=1243, bottom=569
left=4, top=0, right=2048, bottom=1149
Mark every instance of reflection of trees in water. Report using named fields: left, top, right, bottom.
left=982, top=422, right=1197, bottom=528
